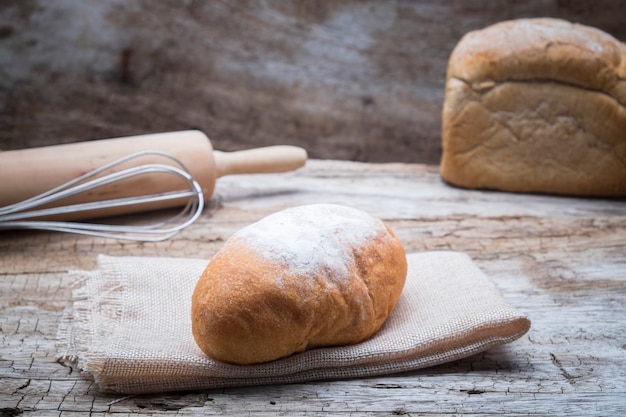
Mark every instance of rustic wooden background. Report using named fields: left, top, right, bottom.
left=1, top=0, right=626, bottom=163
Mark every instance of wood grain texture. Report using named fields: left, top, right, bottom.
left=1, top=160, right=625, bottom=415
left=1, top=1, right=626, bottom=163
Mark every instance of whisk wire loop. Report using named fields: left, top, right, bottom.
left=0, top=151, right=205, bottom=241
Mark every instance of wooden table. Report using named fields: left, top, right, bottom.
left=1, top=160, right=625, bottom=416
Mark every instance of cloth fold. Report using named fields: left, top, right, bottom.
left=59, top=251, right=530, bottom=394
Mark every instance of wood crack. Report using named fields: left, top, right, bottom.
left=550, top=353, right=578, bottom=385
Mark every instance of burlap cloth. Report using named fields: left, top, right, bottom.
left=59, top=251, right=530, bottom=394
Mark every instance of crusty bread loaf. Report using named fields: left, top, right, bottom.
left=191, top=204, right=407, bottom=365
left=441, top=18, right=626, bottom=196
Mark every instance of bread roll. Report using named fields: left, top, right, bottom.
left=441, top=18, right=626, bottom=196
left=191, top=204, right=407, bottom=365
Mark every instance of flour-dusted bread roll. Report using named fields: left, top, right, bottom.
left=191, top=203, right=407, bottom=365
left=441, top=18, right=626, bottom=196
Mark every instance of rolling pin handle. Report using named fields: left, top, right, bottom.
left=213, top=146, right=307, bottom=178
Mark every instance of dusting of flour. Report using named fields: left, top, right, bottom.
left=228, top=204, right=389, bottom=282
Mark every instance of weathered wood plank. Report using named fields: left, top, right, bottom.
left=1, top=160, right=625, bottom=415
left=1, top=1, right=626, bottom=163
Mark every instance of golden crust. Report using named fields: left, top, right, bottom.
left=441, top=18, right=626, bottom=196
left=446, top=18, right=626, bottom=101
left=191, top=204, right=407, bottom=365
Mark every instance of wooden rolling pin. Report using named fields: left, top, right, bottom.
left=0, top=130, right=307, bottom=220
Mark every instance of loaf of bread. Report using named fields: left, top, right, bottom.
left=441, top=18, right=626, bottom=196
left=191, top=204, right=407, bottom=365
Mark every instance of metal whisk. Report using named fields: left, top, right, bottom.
left=0, top=151, right=205, bottom=242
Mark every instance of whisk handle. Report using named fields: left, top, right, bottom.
left=214, top=146, right=307, bottom=178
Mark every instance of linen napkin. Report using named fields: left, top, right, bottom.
left=59, top=251, right=530, bottom=394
